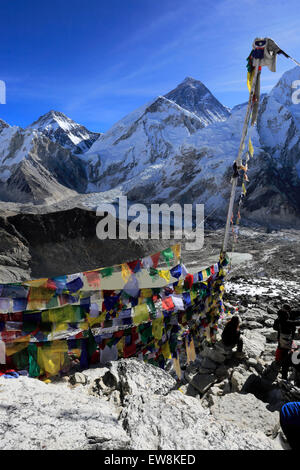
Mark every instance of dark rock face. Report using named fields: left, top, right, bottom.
left=0, top=207, right=171, bottom=281
left=0, top=216, right=31, bottom=282
left=164, top=77, right=230, bottom=125
left=0, top=119, right=9, bottom=133
left=242, top=151, right=300, bottom=228
left=0, top=129, right=88, bottom=204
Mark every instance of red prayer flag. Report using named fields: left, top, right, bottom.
left=162, top=297, right=175, bottom=311
left=184, top=274, right=194, bottom=289
left=151, top=252, right=160, bottom=269
left=84, top=271, right=101, bottom=289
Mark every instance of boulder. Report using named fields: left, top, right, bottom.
left=190, top=373, right=217, bottom=394
left=90, top=358, right=177, bottom=399
left=120, top=391, right=281, bottom=450
left=200, top=342, right=229, bottom=364
left=264, top=318, right=275, bottom=328
left=259, top=328, right=278, bottom=342
left=231, top=369, right=256, bottom=393
left=215, top=364, right=229, bottom=379
left=242, top=330, right=266, bottom=359
left=0, top=354, right=287, bottom=451
left=242, top=321, right=264, bottom=330
left=201, top=357, right=218, bottom=370
left=0, top=376, right=129, bottom=450
left=210, top=392, right=279, bottom=437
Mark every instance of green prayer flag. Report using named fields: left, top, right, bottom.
left=100, top=267, right=114, bottom=278
left=162, top=247, right=174, bottom=266
left=138, top=323, right=153, bottom=344
left=149, top=267, right=159, bottom=279
left=28, top=343, right=40, bottom=378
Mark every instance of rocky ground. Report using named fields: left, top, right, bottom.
left=0, top=214, right=299, bottom=450
left=0, top=293, right=300, bottom=450
left=0, top=359, right=285, bottom=450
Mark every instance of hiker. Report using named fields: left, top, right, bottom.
left=221, top=315, right=243, bottom=356
left=273, top=305, right=300, bottom=380
left=280, top=401, right=300, bottom=449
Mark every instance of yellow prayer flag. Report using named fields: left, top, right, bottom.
left=87, top=314, right=102, bottom=327
left=37, top=340, right=68, bottom=376
left=24, top=278, right=48, bottom=288
left=152, top=317, right=164, bottom=341
left=161, top=341, right=171, bottom=360
left=6, top=341, right=29, bottom=356
left=42, top=304, right=78, bottom=323
left=98, top=311, right=106, bottom=323
left=27, top=286, right=55, bottom=310
left=247, top=71, right=254, bottom=93
left=121, top=263, right=132, bottom=283
left=133, top=303, right=149, bottom=325
left=171, top=244, right=181, bottom=261
left=186, top=338, right=192, bottom=364
left=117, top=337, right=125, bottom=357
left=174, top=280, right=184, bottom=294
left=248, top=137, right=254, bottom=157
left=158, top=270, right=171, bottom=283
left=52, top=322, right=69, bottom=333
left=140, top=288, right=153, bottom=298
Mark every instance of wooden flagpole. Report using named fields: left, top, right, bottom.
left=222, top=59, right=261, bottom=253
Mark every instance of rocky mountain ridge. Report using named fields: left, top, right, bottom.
left=0, top=125, right=87, bottom=204
left=1, top=69, right=300, bottom=226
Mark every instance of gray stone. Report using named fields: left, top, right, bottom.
left=209, top=385, right=223, bottom=396
left=247, top=358, right=258, bottom=367
left=201, top=357, right=218, bottom=370
left=201, top=342, right=227, bottom=364
left=259, top=328, right=278, bottom=342
left=0, top=355, right=286, bottom=451
left=100, top=358, right=177, bottom=398
left=120, top=391, right=281, bottom=450
left=191, top=373, right=217, bottom=394
left=242, top=330, right=266, bottom=359
left=267, top=306, right=277, bottom=316
left=210, top=392, right=280, bottom=437
left=222, top=380, right=231, bottom=394
left=231, top=369, right=254, bottom=393
left=198, top=367, right=216, bottom=375
left=215, top=364, right=229, bottom=379
left=0, top=376, right=129, bottom=450
left=264, top=318, right=275, bottom=328
left=242, top=321, right=264, bottom=329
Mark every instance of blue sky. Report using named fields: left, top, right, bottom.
left=1, top=0, right=300, bottom=132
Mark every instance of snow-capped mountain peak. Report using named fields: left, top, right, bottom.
left=164, top=76, right=231, bottom=126
left=1, top=69, right=300, bottom=226
left=30, top=110, right=72, bottom=130
left=28, top=110, right=101, bottom=154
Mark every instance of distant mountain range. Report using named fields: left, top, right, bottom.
left=1, top=71, right=300, bottom=226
